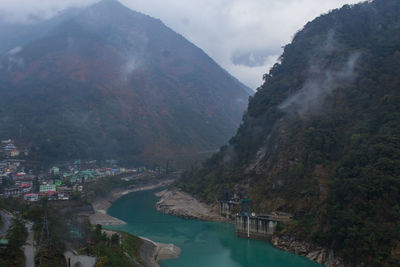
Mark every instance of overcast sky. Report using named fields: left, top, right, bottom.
left=0, top=0, right=362, bottom=89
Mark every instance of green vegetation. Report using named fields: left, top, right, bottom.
left=19, top=200, right=86, bottom=267
left=6, top=196, right=145, bottom=266
left=0, top=217, right=27, bottom=267
left=0, top=174, right=150, bottom=266
left=36, top=247, right=66, bottom=267
left=121, top=232, right=143, bottom=265
left=177, top=0, right=400, bottom=265
left=85, top=173, right=167, bottom=201
left=81, top=224, right=141, bottom=267
left=85, top=175, right=137, bottom=199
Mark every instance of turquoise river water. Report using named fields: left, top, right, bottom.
left=107, top=188, right=322, bottom=267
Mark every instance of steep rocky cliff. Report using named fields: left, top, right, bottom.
left=178, top=0, right=400, bottom=265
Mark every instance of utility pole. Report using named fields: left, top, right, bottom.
left=39, top=211, right=50, bottom=249
left=248, top=214, right=250, bottom=238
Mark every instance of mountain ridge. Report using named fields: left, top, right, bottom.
left=0, top=0, right=250, bottom=165
left=177, top=0, right=400, bottom=265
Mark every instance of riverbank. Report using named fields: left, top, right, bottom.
left=155, top=189, right=228, bottom=222
left=99, top=229, right=181, bottom=267
left=272, top=235, right=345, bottom=267
left=154, top=189, right=345, bottom=266
left=140, top=237, right=181, bottom=267
left=96, top=183, right=333, bottom=266
left=107, top=187, right=322, bottom=267
left=89, top=178, right=180, bottom=267
left=89, top=179, right=175, bottom=226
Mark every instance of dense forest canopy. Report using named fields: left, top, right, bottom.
left=178, top=0, right=400, bottom=265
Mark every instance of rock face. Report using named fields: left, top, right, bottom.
left=272, top=235, right=346, bottom=267
left=178, top=0, right=400, bottom=265
left=139, top=237, right=181, bottom=267
left=155, top=189, right=228, bottom=222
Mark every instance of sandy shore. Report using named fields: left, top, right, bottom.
left=155, top=189, right=228, bottom=222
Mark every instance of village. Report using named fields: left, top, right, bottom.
left=0, top=138, right=294, bottom=241
left=0, top=138, right=179, bottom=266
left=0, top=139, right=159, bottom=203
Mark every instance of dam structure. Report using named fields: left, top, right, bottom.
left=220, top=196, right=292, bottom=241
left=235, top=213, right=292, bottom=241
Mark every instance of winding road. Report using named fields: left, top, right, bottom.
left=23, top=222, right=36, bottom=267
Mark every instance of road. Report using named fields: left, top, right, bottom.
left=23, top=222, right=36, bottom=267
left=0, top=210, right=12, bottom=238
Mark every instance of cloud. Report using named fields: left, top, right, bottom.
left=6, top=46, right=25, bottom=69
left=0, top=0, right=362, bottom=89
left=7, top=46, right=22, bottom=55
left=120, top=56, right=142, bottom=82
left=279, top=53, right=360, bottom=114
left=278, top=31, right=361, bottom=115
left=119, top=0, right=362, bottom=89
left=0, top=0, right=97, bottom=23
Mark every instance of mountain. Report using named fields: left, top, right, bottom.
left=0, top=0, right=250, bottom=165
left=0, top=8, right=80, bottom=54
left=177, top=0, right=400, bottom=265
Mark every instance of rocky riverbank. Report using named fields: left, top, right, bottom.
left=155, top=189, right=228, bottom=222
left=155, top=189, right=346, bottom=266
left=88, top=179, right=179, bottom=267
left=272, top=235, right=346, bottom=267
left=100, top=229, right=181, bottom=267
left=139, top=237, right=181, bottom=267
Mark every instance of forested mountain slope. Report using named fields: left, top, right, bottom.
left=0, top=0, right=250, bottom=165
left=178, top=0, right=400, bottom=265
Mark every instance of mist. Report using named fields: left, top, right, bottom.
left=279, top=32, right=360, bottom=115
left=0, top=0, right=362, bottom=89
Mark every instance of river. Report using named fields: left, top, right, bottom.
left=106, top=188, right=322, bottom=267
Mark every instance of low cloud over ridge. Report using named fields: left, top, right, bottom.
left=0, top=0, right=361, bottom=89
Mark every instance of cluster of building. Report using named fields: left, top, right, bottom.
left=1, top=174, right=67, bottom=202
left=58, top=167, right=136, bottom=184
left=0, top=159, right=29, bottom=185
left=0, top=139, right=159, bottom=203
left=1, top=139, right=29, bottom=158
left=0, top=156, right=146, bottom=203
left=52, top=160, right=146, bottom=184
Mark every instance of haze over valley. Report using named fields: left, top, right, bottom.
left=0, top=1, right=399, bottom=267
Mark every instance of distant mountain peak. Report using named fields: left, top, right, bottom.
left=90, top=0, right=128, bottom=10
left=73, top=0, right=151, bottom=35
left=0, top=1, right=250, bottom=165
left=84, top=0, right=136, bottom=17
